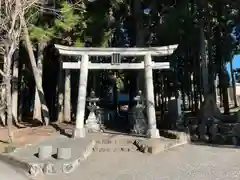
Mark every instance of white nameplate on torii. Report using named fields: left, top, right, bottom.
left=62, top=61, right=170, bottom=70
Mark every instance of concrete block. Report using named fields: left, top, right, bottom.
left=29, top=164, right=42, bottom=177
left=43, top=162, right=56, bottom=174
left=191, top=134, right=199, bottom=141
left=82, top=140, right=96, bottom=159
left=232, top=136, right=239, bottom=146
left=57, top=147, right=71, bottom=160
left=209, top=124, right=219, bottom=136
left=236, top=111, right=240, bottom=123
left=62, top=163, right=75, bottom=174
left=38, top=146, right=52, bottom=160
left=147, top=142, right=165, bottom=154
left=178, top=132, right=190, bottom=143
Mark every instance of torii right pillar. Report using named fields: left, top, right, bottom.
left=144, top=53, right=160, bottom=138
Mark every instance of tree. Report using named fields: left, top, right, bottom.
left=0, top=0, right=238, bottom=135
left=0, top=0, right=34, bottom=142
left=21, top=15, right=51, bottom=125
left=28, top=5, right=55, bottom=123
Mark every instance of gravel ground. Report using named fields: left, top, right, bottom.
left=44, top=144, right=240, bottom=180
left=0, top=161, right=29, bottom=180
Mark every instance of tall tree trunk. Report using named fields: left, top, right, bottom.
left=199, top=28, right=209, bottom=100
left=230, top=58, right=237, bottom=107
left=0, top=49, right=8, bottom=126
left=132, top=0, right=144, bottom=95
left=18, top=44, right=24, bottom=122
left=12, top=50, right=19, bottom=124
left=5, top=43, right=16, bottom=143
left=18, top=70, right=24, bottom=122
left=64, top=69, right=71, bottom=122
left=215, top=2, right=229, bottom=114
left=222, top=72, right=230, bottom=114
left=21, top=16, right=50, bottom=125
left=57, top=61, right=64, bottom=123
left=33, top=43, right=45, bottom=123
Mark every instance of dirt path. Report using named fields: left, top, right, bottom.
left=0, top=125, right=58, bottom=153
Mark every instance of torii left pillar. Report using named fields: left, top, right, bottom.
left=73, top=53, right=89, bottom=138
left=144, top=53, right=160, bottom=138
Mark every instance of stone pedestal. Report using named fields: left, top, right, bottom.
left=147, top=128, right=160, bottom=138
left=73, top=128, right=86, bottom=138
left=168, top=98, right=182, bottom=118
left=86, top=112, right=100, bottom=132
left=168, top=97, right=183, bottom=129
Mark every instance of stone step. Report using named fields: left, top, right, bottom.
left=133, top=132, right=190, bottom=154
left=189, top=121, right=240, bottom=146
left=219, top=123, right=239, bottom=134
left=8, top=135, right=101, bottom=177
left=93, top=135, right=140, bottom=153
left=190, top=133, right=240, bottom=146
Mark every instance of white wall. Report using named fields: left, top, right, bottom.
left=236, top=83, right=240, bottom=96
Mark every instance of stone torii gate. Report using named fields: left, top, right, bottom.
left=55, top=44, right=178, bottom=139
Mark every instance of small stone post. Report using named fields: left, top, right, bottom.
left=144, top=53, right=160, bottom=138
left=74, top=53, right=89, bottom=138
left=57, top=147, right=71, bottom=160
left=38, top=146, right=52, bottom=160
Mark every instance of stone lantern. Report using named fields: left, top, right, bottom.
left=85, top=90, right=100, bottom=132
left=131, top=90, right=147, bottom=135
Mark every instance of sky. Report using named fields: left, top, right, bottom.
left=226, top=55, right=240, bottom=84
left=226, top=55, right=240, bottom=78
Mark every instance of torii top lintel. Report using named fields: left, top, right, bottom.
left=54, top=44, right=178, bottom=57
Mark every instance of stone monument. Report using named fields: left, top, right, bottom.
left=168, top=91, right=183, bottom=130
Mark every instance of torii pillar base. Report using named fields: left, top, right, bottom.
left=147, top=128, right=160, bottom=139
left=73, top=128, right=86, bottom=138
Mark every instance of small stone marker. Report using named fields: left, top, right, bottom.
left=57, top=147, right=71, bottom=160
left=38, top=146, right=52, bottom=160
